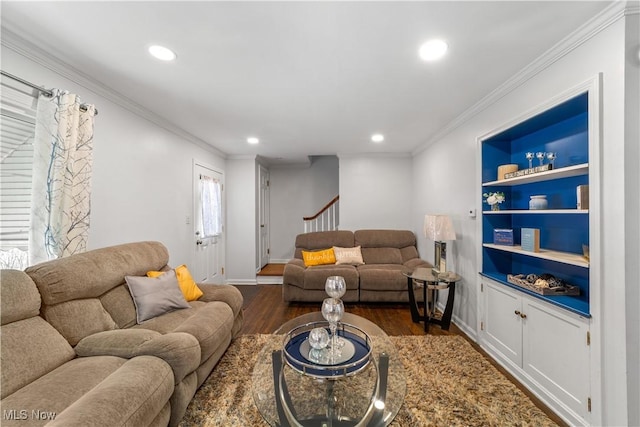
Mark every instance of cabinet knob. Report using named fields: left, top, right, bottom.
left=514, top=310, right=527, bottom=319
left=520, top=312, right=527, bottom=319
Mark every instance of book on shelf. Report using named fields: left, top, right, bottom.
left=577, top=185, right=589, bottom=209
left=493, top=229, right=514, bottom=246
left=521, top=228, right=540, bottom=252
left=503, top=163, right=552, bottom=179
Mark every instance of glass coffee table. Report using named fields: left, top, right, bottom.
left=252, top=312, right=406, bottom=426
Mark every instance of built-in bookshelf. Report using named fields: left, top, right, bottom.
left=480, top=92, right=590, bottom=317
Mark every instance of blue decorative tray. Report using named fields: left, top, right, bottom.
left=282, top=322, right=372, bottom=379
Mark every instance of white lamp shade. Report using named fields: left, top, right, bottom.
left=424, top=215, right=456, bottom=241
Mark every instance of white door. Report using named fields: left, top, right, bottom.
left=522, top=298, right=590, bottom=421
left=482, top=280, right=523, bottom=368
left=258, top=165, right=270, bottom=270
left=193, top=163, right=223, bottom=283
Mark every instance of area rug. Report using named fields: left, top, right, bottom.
left=179, top=334, right=558, bottom=426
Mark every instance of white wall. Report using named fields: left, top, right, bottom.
left=338, top=154, right=413, bottom=231
left=225, top=157, right=257, bottom=283
left=269, top=156, right=339, bottom=261
left=412, top=14, right=634, bottom=426
left=1, top=46, right=226, bottom=269
left=624, top=12, right=640, bottom=427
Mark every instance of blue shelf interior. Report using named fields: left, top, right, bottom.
left=482, top=92, right=588, bottom=184
left=481, top=92, right=590, bottom=317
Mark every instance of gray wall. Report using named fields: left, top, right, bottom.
left=225, top=157, right=257, bottom=283
left=338, top=154, right=413, bottom=231
left=269, top=155, right=339, bottom=261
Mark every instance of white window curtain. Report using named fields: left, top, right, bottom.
left=200, top=175, right=222, bottom=238
left=29, top=89, right=96, bottom=264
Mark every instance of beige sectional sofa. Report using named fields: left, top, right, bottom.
left=0, top=241, right=243, bottom=427
left=283, top=229, right=430, bottom=302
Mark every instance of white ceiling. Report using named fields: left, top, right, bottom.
left=1, top=1, right=611, bottom=164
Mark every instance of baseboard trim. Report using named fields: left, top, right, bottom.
left=225, top=279, right=257, bottom=285
left=256, top=276, right=283, bottom=285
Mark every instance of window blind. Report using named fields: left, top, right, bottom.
left=0, top=80, right=37, bottom=267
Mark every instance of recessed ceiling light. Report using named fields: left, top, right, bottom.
left=371, top=134, right=385, bottom=143
left=419, top=39, right=448, bottom=61
left=247, top=137, right=259, bottom=144
left=148, top=45, right=177, bottom=61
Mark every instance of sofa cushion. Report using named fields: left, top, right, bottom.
left=198, top=284, right=244, bottom=318
left=400, top=246, right=420, bottom=263
left=294, top=230, right=354, bottom=258
left=302, top=248, right=336, bottom=266
left=333, top=246, right=365, bottom=265
left=301, top=265, right=359, bottom=291
left=361, top=247, right=403, bottom=265
left=132, top=301, right=234, bottom=364
left=0, top=271, right=76, bottom=399
left=0, top=270, right=41, bottom=325
left=42, top=299, right=118, bottom=346
left=1, top=316, right=76, bottom=399
left=357, top=264, right=409, bottom=292
left=354, top=229, right=416, bottom=248
left=99, top=284, right=138, bottom=329
left=125, top=270, right=191, bottom=324
left=26, top=241, right=170, bottom=306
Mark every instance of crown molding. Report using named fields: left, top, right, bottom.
left=1, top=28, right=227, bottom=159
left=337, top=152, right=411, bottom=160
left=226, top=154, right=258, bottom=161
left=412, top=1, right=628, bottom=156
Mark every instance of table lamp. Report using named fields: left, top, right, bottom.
left=424, top=214, right=456, bottom=274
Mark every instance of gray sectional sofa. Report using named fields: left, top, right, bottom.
left=283, top=229, right=431, bottom=302
left=0, top=241, right=243, bottom=427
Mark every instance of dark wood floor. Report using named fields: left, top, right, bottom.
left=235, top=283, right=566, bottom=426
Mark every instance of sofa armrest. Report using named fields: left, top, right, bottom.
left=48, top=355, right=174, bottom=427
left=197, top=284, right=243, bottom=317
left=403, top=258, right=432, bottom=270
left=283, top=260, right=306, bottom=286
left=75, top=329, right=200, bottom=383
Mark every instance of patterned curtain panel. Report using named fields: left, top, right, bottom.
left=200, top=175, right=222, bottom=238
left=29, top=90, right=96, bottom=264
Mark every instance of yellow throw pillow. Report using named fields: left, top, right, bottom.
left=301, top=248, right=336, bottom=267
left=147, top=265, right=204, bottom=301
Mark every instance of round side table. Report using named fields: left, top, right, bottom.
left=403, top=268, right=461, bottom=332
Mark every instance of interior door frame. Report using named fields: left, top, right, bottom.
left=258, top=164, right=270, bottom=271
left=193, top=159, right=225, bottom=282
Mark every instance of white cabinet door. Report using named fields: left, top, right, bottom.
left=522, top=298, right=590, bottom=422
left=483, top=281, right=523, bottom=368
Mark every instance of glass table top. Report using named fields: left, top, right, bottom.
left=251, top=312, right=406, bottom=426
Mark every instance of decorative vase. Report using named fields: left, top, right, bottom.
left=529, top=195, right=548, bottom=210
left=491, top=204, right=500, bottom=211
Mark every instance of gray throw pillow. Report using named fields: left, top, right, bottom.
left=125, top=269, right=190, bottom=324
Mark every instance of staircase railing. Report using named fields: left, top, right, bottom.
left=303, top=195, right=339, bottom=233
